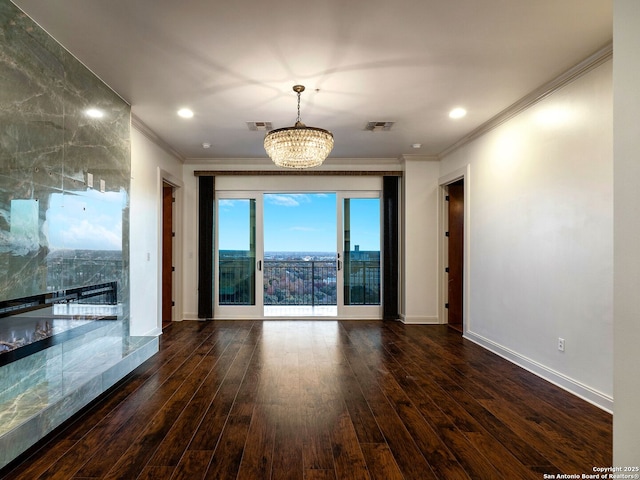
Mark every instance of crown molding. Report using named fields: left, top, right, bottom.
left=193, top=170, right=403, bottom=177
left=131, top=114, right=185, bottom=163
left=439, top=42, right=613, bottom=159
left=400, top=154, right=439, bottom=162
left=185, top=156, right=403, bottom=172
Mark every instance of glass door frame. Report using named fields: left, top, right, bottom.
left=212, top=176, right=384, bottom=320
left=214, top=191, right=264, bottom=319
left=336, top=191, right=383, bottom=319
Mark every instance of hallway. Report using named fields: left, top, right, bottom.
left=1, top=320, right=612, bottom=479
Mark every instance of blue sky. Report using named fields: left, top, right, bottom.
left=37, top=190, right=378, bottom=253
left=45, top=190, right=125, bottom=250
left=218, top=193, right=380, bottom=252
left=264, top=193, right=336, bottom=252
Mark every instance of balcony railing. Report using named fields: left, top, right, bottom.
left=264, top=261, right=337, bottom=306
left=218, top=258, right=380, bottom=306
left=343, top=259, right=381, bottom=305
left=219, top=257, right=255, bottom=305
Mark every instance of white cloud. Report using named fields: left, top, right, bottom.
left=46, top=192, right=124, bottom=250
left=61, top=219, right=122, bottom=250
left=266, top=194, right=310, bottom=207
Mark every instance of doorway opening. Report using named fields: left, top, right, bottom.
left=161, top=181, right=174, bottom=328
left=263, top=193, right=337, bottom=317
left=446, top=179, right=464, bottom=332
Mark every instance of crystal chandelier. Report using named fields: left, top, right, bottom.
left=264, top=85, right=334, bottom=168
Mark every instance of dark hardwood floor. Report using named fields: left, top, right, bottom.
left=1, top=320, right=612, bottom=479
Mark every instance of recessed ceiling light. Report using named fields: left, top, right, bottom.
left=86, top=108, right=104, bottom=118
left=177, top=108, right=194, bottom=118
left=202, top=142, right=211, bottom=149
left=449, top=107, right=467, bottom=119
left=412, top=143, right=422, bottom=149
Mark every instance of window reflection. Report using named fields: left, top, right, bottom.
left=46, top=190, right=125, bottom=251
left=9, top=199, right=39, bottom=255
left=45, top=190, right=125, bottom=292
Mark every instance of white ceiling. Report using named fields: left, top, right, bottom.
left=12, top=0, right=612, bottom=162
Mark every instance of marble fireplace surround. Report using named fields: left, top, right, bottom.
left=0, top=1, right=159, bottom=469
left=0, top=318, right=158, bottom=469
left=0, top=282, right=120, bottom=367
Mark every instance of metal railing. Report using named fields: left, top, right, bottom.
left=264, top=261, right=337, bottom=306
left=46, top=257, right=123, bottom=292
left=344, top=259, right=381, bottom=305
left=219, top=257, right=255, bottom=305
left=218, top=258, right=381, bottom=306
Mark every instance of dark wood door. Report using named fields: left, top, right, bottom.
left=447, top=180, right=464, bottom=330
left=162, top=183, right=173, bottom=325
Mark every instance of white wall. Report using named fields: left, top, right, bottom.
left=130, top=126, right=183, bottom=335
left=613, top=0, right=640, bottom=465
left=440, top=60, right=614, bottom=410
left=181, top=164, right=200, bottom=320
left=400, top=156, right=441, bottom=323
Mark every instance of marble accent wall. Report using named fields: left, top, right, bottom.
left=0, top=7, right=146, bottom=465
left=0, top=1, right=131, bottom=310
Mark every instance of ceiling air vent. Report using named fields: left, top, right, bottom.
left=246, top=121, right=273, bottom=131
left=365, top=121, right=395, bottom=132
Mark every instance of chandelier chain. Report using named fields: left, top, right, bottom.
left=296, top=90, right=302, bottom=123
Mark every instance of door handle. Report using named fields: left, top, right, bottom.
left=257, top=260, right=262, bottom=271
left=337, top=260, right=342, bottom=271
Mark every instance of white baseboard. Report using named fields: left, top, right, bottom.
left=142, top=327, right=162, bottom=336
left=180, top=314, right=381, bottom=321
left=400, top=315, right=440, bottom=324
left=130, top=325, right=163, bottom=336
left=464, top=331, right=613, bottom=413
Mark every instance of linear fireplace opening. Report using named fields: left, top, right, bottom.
left=0, top=282, right=119, bottom=367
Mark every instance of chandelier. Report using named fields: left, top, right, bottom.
left=264, top=85, right=334, bottom=169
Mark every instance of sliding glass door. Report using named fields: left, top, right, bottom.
left=337, top=192, right=382, bottom=319
left=214, top=186, right=381, bottom=319
left=215, top=193, right=263, bottom=318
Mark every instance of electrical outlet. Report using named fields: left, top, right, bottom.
left=558, top=338, right=565, bottom=352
